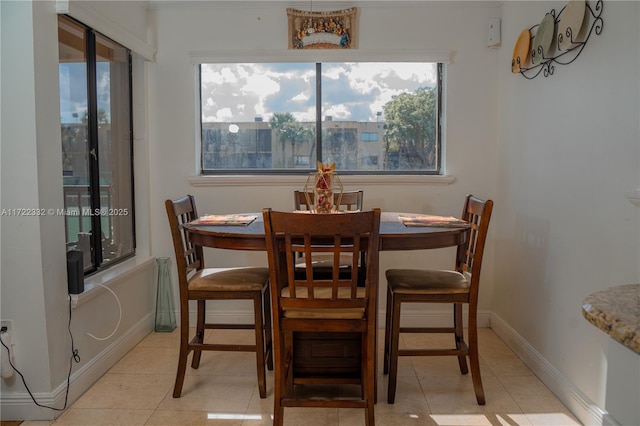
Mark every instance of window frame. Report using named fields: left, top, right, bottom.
left=199, top=62, right=443, bottom=176
left=58, top=15, right=136, bottom=276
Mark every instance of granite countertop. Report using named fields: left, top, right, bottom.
left=582, top=283, right=639, bottom=354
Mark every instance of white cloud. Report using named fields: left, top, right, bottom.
left=201, top=62, right=437, bottom=123
left=324, top=104, right=351, bottom=120
left=214, top=107, right=233, bottom=121
left=291, top=92, right=310, bottom=102
left=240, top=74, right=280, bottom=97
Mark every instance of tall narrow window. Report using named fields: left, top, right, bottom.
left=58, top=15, right=135, bottom=275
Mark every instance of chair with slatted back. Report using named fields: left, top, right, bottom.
left=263, top=208, right=381, bottom=426
left=294, top=189, right=363, bottom=212
left=383, top=194, right=493, bottom=405
left=165, top=195, right=273, bottom=398
left=294, top=190, right=364, bottom=279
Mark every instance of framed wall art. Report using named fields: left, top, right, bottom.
left=287, top=7, right=359, bottom=50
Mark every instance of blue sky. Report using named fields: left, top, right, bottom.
left=200, top=62, right=437, bottom=124
left=60, top=62, right=112, bottom=124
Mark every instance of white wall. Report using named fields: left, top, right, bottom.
left=494, top=1, right=640, bottom=425
left=1, top=1, right=156, bottom=420
left=148, top=1, right=502, bottom=322
left=1, top=2, right=54, bottom=413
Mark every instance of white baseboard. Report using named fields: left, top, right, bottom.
left=603, top=414, right=623, bottom=426
left=0, top=313, right=154, bottom=421
left=490, top=314, right=610, bottom=426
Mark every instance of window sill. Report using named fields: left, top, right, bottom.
left=188, top=174, right=456, bottom=187
left=71, top=256, right=156, bottom=308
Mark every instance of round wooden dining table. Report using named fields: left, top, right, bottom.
left=184, top=211, right=469, bottom=252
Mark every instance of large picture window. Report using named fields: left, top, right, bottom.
left=58, top=15, right=135, bottom=275
left=200, top=62, right=442, bottom=174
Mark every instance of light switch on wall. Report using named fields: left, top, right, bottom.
left=488, top=18, right=501, bottom=48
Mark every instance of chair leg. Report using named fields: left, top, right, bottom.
left=373, top=305, right=378, bottom=404
left=454, top=303, right=468, bottom=375
left=360, top=334, right=366, bottom=398
left=468, top=312, right=485, bottom=405
left=364, top=330, right=375, bottom=426
left=365, top=393, right=375, bottom=425
left=253, top=293, right=267, bottom=399
left=191, top=300, right=206, bottom=369
left=173, top=322, right=190, bottom=398
left=383, top=284, right=393, bottom=375
left=359, top=328, right=374, bottom=401
left=387, top=294, right=402, bottom=404
left=272, top=332, right=285, bottom=426
left=284, top=332, right=295, bottom=395
left=263, top=289, right=274, bottom=371
left=273, top=404, right=285, bottom=426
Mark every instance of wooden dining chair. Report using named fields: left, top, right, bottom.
left=293, top=190, right=365, bottom=279
left=294, top=189, right=364, bottom=212
left=165, top=195, right=273, bottom=398
left=383, top=194, right=493, bottom=405
left=263, top=208, right=381, bottom=426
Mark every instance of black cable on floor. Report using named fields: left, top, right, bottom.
left=0, top=294, right=80, bottom=411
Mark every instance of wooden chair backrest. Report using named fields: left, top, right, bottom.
left=165, top=195, right=204, bottom=289
left=456, top=195, right=493, bottom=299
left=294, top=190, right=364, bottom=212
left=263, top=208, right=380, bottom=314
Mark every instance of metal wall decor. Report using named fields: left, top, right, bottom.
left=287, top=7, right=359, bottom=49
left=511, top=0, right=603, bottom=79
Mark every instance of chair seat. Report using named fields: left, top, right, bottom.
left=386, top=269, right=471, bottom=294
left=281, top=286, right=366, bottom=319
left=189, top=267, right=269, bottom=292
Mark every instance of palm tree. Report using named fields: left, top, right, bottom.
left=269, top=112, right=306, bottom=167
left=304, top=125, right=317, bottom=166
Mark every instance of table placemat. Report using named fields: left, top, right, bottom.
left=399, top=215, right=470, bottom=228
left=192, top=214, right=257, bottom=226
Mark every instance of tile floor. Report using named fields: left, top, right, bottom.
left=22, top=328, right=582, bottom=425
